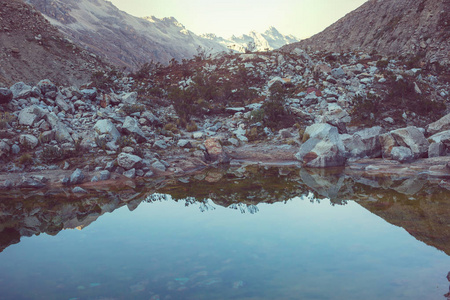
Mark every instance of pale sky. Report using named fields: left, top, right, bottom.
left=109, top=0, right=368, bottom=39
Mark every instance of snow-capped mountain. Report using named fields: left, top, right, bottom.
left=202, top=27, right=299, bottom=52
left=25, top=0, right=228, bottom=70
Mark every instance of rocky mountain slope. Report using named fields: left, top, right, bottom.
left=287, top=0, right=450, bottom=66
left=25, top=0, right=227, bottom=70
left=202, top=27, right=299, bottom=52
left=0, top=0, right=104, bottom=87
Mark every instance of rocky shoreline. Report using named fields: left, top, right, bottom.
left=0, top=48, right=449, bottom=192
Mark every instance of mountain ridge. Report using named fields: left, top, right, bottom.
left=25, top=0, right=228, bottom=70
left=286, top=0, right=449, bottom=66
left=202, top=26, right=299, bottom=52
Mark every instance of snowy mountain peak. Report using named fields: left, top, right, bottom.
left=202, top=27, right=299, bottom=53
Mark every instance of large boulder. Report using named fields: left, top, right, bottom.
left=37, top=79, right=57, bottom=95
left=18, top=105, right=46, bottom=126
left=428, top=130, right=450, bottom=145
left=391, top=146, right=413, bottom=163
left=45, top=112, right=73, bottom=143
left=120, top=92, right=138, bottom=105
left=0, top=88, right=13, bottom=104
left=204, top=138, right=230, bottom=163
left=10, top=82, right=32, bottom=99
left=322, top=104, right=351, bottom=134
left=342, top=126, right=384, bottom=159
left=390, top=126, right=429, bottom=159
left=427, top=113, right=450, bottom=135
left=295, top=123, right=346, bottom=168
left=117, top=152, right=142, bottom=170
left=122, top=116, right=147, bottom=141
left=19, top=134, right=38, bottom=149
left=379, top=133, right=397, bottom=159
left=93, top=119, right=121, bottom=142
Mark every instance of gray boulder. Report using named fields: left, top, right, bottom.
left=428, top=130, right=450, bottom=145
left=0, top=88, right=13, bottom=104
left=99, top=170, right=111, bottom=181
left=390, top=126, right=429, bottom=159
left=123, top=168, right=136, bottom=179
left=70, top=169, right=85, bottom=185
left=18, top=105, right=46, bottom=126
left=37, top=79, right=57, bottom=95
left=117, top=152, right=142, bottom=170
left=391, top=146, right=413, bottom=163
left=19, top=134, right=38, bottom=149
left=331, top=67, right=346, bottom=79
left=55, top=93, right=72, bottom=113
left=151, top=160, right=166, bottom=172
left=295, top=123, right=346, bottom=168
left=342, top=126, right=384, bottom=159
left=428, top=142, right=446, bottom=158
left=45, top=113, right=73, bottom=143
left=94, top=119, right=121, bottom=142
left=427, top=113, right=450, bottom=135
left=122, top=116, right=147, bottom=141
left=81, top=88, right=97, bottom=100
left=10, top=82, right=32, bottom=99
left=120, top=92, right=138, bottom=105
left=141, top=110, right=161, bottom=125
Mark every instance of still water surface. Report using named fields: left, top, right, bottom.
left=0, top=166, right=450, bottom=299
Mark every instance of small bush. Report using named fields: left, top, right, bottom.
left=376, top=60, right=389, bottom=70
left=18, top=153, right=33, bottom=165
left=186, top=121, right=198, bottom=132
left=0, top=112, right=14, bottom=129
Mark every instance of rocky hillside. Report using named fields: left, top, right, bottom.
left=25, top=0, right=227, bottom=70
left=287, top=0, right=450, bottom=67
left=202, top=27, right=299, bottom=53
left=0, top=0, right=105, bottom=87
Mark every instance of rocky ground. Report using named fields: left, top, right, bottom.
left=0, top=47, right=449, bottom=192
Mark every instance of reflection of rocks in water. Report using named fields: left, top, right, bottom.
left=2, top=164, right=450, bottom=257
left=300, top=168, right=346, bottom=201
left=391, top=178, right=426, bottom=195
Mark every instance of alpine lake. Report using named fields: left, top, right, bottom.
left=1, top=164, right=450, bottom=300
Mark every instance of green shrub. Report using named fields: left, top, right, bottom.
left=18, top=153, right=33, bottom=165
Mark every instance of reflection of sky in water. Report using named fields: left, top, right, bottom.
left=0, top=196, right=449, bottom=300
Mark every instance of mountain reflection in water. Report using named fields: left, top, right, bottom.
left=1, top=165, right=450, bottom=256
left=0, top=166, right=450, bottom=299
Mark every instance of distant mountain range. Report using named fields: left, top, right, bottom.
left=25, top=0, right=227, bottom=70
left=201, top=27, right=299, bottom=53
left=286, top=0, right=449, bottom=66
left=25, top=0, right=298, bottom=70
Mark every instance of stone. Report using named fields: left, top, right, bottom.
left=19, top=177, right=45, bottom=189
left=331, top=67, right=346, bottom=79
left=141, top=111, right=160, bottom=125
left=379, top=133, right=397, bottom=159
left=427, top=113, right=450, bottom=136
left=19, top=134, right=38, bottom=149
left=144, top=170, right=154, bottom=178
left=429, top=142, right=447, bottom=158
left=120, top=92, right=138, bottom=105
left=93, top=119, right=121, bottom=141
left=99, top=170, right=111, bottom=181
left=295, top=123, right=346, bottom=168
left=177, top=139, right=193, bottom=148
left=391, top=146, right=413, bottom=163
left=153, top=140, right=167, bottom=150
left=11, top=144, right=20, bottom=155
left=55, top=94, right=71, bottom=112
left=122, top=116, right=147, bottom=141
left=0, top=88, right=13, bottom=104
left=151, top=160, right=166, bottom=172
left=193, top=132, right=204, bottom=139
left=0, top=141, right=10, bottom=153
left=323, top=104, right=351, bottom=134
left=117, top=152, right=142, bottom=170
left=342, top=126, right=384, bottom=159
left=204, top=138, right=230, bottom=163
left=72, top=186, right=88, bottom=194
left=81, top=88, right=97, bottom=100
left=279, top=129, right=293, bottom=139
left=18, top=105, right=46, bottom=126
left=37, top=79, right=57, bottom=95
left=45, top=113, right=73, bottom=143
left=10, top=82, right=32, bottom=99
left=390, top=126, right=429, bottom=159
left=429, top=130, right=450, bottom=145
left=123, top=168, right=136, bottom=179
left=70, top=169, right=85, bottom=185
